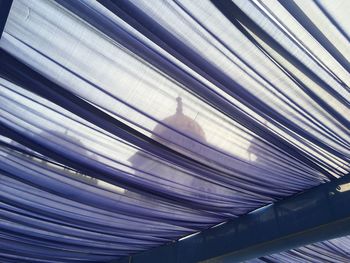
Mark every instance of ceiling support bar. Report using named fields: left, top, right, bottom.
left=113, top=174, right=350, bottom=263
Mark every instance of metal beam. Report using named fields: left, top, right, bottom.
left=0, top=0, right=12, bottom=39
left=113, top=174, right=350, bottom=263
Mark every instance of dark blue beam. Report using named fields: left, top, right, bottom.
left=0, top=0, right=12, bottom=39
left=113, top=173, right=350, bottom=263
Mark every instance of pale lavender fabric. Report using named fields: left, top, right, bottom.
left=0, top=0, right=349, bottom=262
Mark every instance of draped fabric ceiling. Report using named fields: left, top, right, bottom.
left=0, top=0, right=349, bottom=262
left=246, top=236, right=350, bottom=263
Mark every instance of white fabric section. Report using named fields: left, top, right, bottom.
left=255, top=0, right=350, bottom=88
left=1, top=0, right=334, bottom=182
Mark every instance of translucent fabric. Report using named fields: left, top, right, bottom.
left=247, top=236, right=350, bottom=263
left=0, top=0, right=349, bottom=262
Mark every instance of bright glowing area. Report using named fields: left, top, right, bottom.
left=178, top=231, right=201, bottom=241
left=337, top=183, right=350, bottom=193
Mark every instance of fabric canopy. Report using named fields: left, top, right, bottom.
left=247, top=236, right=350, bottom=263
left=0, top=0, right=349, bottom=262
